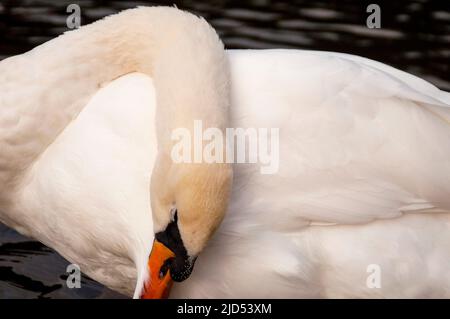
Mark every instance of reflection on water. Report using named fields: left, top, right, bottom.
left=0, top=0, right=449, bottom=298
left=0, top=224, right=125, bottom=298
left=0, top=241, right=63, bottom=298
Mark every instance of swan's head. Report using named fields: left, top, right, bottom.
left=141, top=159, right=232, bottom=298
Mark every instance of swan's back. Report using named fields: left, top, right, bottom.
left=226, top=49, right=450, bottom=226
left=174, top=49, right=450, bottom=298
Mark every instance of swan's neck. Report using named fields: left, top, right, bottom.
left=0, top=7, right=229, bottom=191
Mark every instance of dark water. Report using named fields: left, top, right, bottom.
left=0, top=0, right=449, bottom=298
left=0, top=223, right=125, bottom=298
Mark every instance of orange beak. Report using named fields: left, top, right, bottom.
left=140, top=240, right=175, bottom=299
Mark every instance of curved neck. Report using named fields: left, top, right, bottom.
left=0, top=7, right=229, bottom=189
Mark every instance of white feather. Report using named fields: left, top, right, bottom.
left=1, top=47, right=449, bottom=297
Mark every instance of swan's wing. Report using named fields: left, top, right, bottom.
left=227, top=49, right=450, bottom=228
left=310, top=50, right=450, bottom=122
left=12, top=73, right=156, bottom=297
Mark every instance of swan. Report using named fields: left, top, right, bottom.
left=1, top=7, right=450, bottom=298
left=0, top=7, right=233, bottom=298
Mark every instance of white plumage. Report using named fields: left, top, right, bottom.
left=0, top=8, right=449, bottom=298
left=176, top=50, right=450, bottom=298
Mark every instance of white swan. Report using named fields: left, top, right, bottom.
left=0, top=7, right=233, bottom=298
left=1, top=7, right=450, bottom=298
